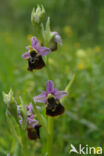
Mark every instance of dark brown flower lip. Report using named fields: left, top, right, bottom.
left=45, top=96, right=65, bottom=117
left=46, top=103, right=65, bottom=117
left=46, top=96, right=65, bottom=117
left=27, top=125, right=41, bottom=140
left=27, top=54, right=45, bottom=71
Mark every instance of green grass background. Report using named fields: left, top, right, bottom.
left=0, top=0, right=104, bottom=155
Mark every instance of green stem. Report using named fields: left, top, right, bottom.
left=21, top=128, right=28, bottom=156
left=60, top=74, right=76, bottom=151
left=47, top=117, right=54, bottom=156
left=46, top=56, right=52, bottom=80
left=46, top=55, right=54, bottom=156
left=33, top=24, right=42, bottom=40
left=61, top=74, right=76, bottom=103
left=33, top=104, right=47, bottom=131
left=23, top=145, right=28, bottom=156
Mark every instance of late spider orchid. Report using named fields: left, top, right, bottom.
left=22, top=36, right=51, bottom=71
left=18, top=103, right=41, bottom=140
left=33, top=80, right=67, bottom=117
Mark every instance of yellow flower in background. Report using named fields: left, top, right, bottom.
left=94, top=46, right=101, bottom=53
left=76, top=49, right=86, bottom=58
left=77, top=62, right=85, bottom=70
left=63, top=26, right=72, bottom=37
left=74, top=42, right=80, bottom=48
left=27, top=34, right=33, bottom=41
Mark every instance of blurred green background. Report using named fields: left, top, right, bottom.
left=0, top=0, right=104, bottom=155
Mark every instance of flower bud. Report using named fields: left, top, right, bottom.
left=42, top=17, right=62, bottom=51
left=3, top=89, right=14, bottom=105
left=49, top=32, right=62, bottom=51
left=31, top=5, right=45, bottom=25
left=3, top=89, right=18, bottom=121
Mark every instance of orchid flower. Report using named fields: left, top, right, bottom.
left=22, top=37, right=51, bottom=71
left=34, top=80, right=67, bottom=116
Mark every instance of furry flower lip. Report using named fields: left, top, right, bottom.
left=18, top=103, right=41, bottom=140
left=33, top=80, right=67, bottom=117
left=22, top=37, right=51, bottom=71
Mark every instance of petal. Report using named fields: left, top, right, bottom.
left=41, top=90, right=48, bottom=95
left=17, top=105, right=20, bottom=112
left=22, top=52, right=30, bottom=59
left=46, top=80, right=54, bottom=92
left=27, top=116, right=38, bottom=128
left=54, top=33, right=62, bottom=45
left=54, top=88, right=58, bottom=92
left=51, top=32, right=62, bottom=45
left=31, top=120, right=39, bottom=128
left=19, top=115, right=23, bottom=125
left=26, top=103, right=33, bottom=112
left=26, top=46, right=30, bottom=51
left=27, top=115, right=34, bottom=124
left=54, top=90, right=68, bottom=100
left=19, top=119, right=23, bottom=125
left=31, top=37, right=40, bottom=50
left=33, top=93, right=47, bottom=103
left=38, top=47, right=51, bottom=56
left=36, top=106, right=41, bottom=110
